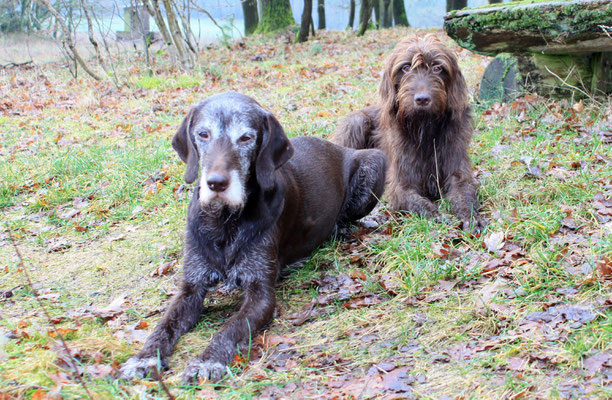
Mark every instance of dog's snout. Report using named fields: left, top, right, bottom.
left=415, top=93, right=431, bottom=107
left=206, top=173, right=229, bottom=192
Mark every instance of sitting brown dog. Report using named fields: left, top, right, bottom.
left=333, top=34, right=486, bottom=232
left=120, top=92, right=387, bottom=382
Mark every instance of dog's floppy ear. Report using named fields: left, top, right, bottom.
left=445, top=54, right=469, bottom=120
left=255, top=112, right=294, bottom=192
left=171, top=107, right=199, bottom=184
left=379, top=54, right=398, bottom=129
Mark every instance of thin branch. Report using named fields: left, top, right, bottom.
left=35, top=0, right=103, bottom=81
left=1, top=61, right=34, bottom=69
left=6, top=224, right=93, bottom=399
left=543, top=65, right=601, bottom=106
left=79, top=0, right=104, bottom=69
left=151, top=367, right=176, bottom=400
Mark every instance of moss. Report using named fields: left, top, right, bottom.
left=444, top=0, right=612, bottom=55
left=255, top=0, right=295, bottom=34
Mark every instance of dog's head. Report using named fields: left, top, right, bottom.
left=379, top=34, right=468, bottom=127
left=171, top=92, right=294, bottom=212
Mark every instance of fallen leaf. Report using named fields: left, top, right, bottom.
left=380, top=366, right=415, bottom=393
left=484, top=231, right=505, bottom=252
left=150, top=259, right=178, bottom=277
left=507, top=357, right=528, bottom=371
left=583, top=352, right=611, bottom=375
left=596, top=255, right=612, bottom=279
left=344, top=295, right=383, bottom=309
left=258, top=334, right=297, bottom=349
left=94, top=295, right=129, bottom=319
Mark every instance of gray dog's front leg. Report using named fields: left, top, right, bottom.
left=120, top=280, right=207, bottom=379
left=182, top=276, right=276, bottom=383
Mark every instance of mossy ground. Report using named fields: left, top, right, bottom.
left=1, top=28, right=611, bottom=399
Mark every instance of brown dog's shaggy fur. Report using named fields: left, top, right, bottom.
left=332, top=34, right=486, bottom=231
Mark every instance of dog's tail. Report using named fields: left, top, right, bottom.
left=331, top=105, right=380, bottom=150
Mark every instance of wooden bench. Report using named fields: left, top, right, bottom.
left=444, top=0, right=612, bottom=100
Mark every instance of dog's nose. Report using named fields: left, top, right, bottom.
left=206, top=173, right=229, bottom=192
left=415, top=93, right=431, bottom=107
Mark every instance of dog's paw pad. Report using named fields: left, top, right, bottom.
left=120, top=357, right=160, bottom=379
left=182, top=359, right=228, bottom=383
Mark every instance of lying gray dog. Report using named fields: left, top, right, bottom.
left=120, top=92, right=387, bottom=382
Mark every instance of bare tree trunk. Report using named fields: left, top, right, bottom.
left=79, top=0, right=104, bottom=68
left=242, top=0, right=259, bottom=35
left=446, top=0, right=467, bottom=12
left=317, top=0, right=325, bottom=30
left=161, top=0, right=193, bottom=68
left=373, top=0, right=380, bottom=28
left=172, top=0, right=199, bottom=56
left=257, top=0, right=294, bottom=33
left=358, top=0, right=372, bottom=36
left=35, top=0, right=103, bottom=81
left=381, top=0, right=391, bottom=28
left=348, top=0, right=356, bottom=29
left=297, top=0, right=312, bottom=42
left=143, top=0, right=173, bottom=46
left=392, top=0, right=409, bottom=27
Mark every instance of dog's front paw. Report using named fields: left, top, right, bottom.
left=182, top=358, right=228, bottom=384
left=461, top=215, right=488, bottom=234
left=120, top=356, right=163, bottom=379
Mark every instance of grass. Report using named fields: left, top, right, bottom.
left=1, top=27, right=611, bottom=399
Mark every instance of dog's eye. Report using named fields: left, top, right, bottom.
left=238, top=134, right=253, bottom=144
left=432, top=65, right=443, bottom=74
left=198, top=130, right=210, bottom=140
left=401, top=64, right=412, bottom=73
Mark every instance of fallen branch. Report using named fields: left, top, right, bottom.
left=1, top=61, right=34, bottom=69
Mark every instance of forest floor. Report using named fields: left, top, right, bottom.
left=0, top=27, right=610, bottom=399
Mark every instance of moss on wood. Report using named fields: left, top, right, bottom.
left=444, top=0, right=612, bottom=56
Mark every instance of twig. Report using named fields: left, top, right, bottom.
left=35, top=0, right=103, bottom=81
left=151, top=366, right=176, bottom=400
left=599, top=24, right=611, bottom=39
left=5, top=224, right=93, bottom=399
left=1, top=61, right=34, bottom=69
left=543, top=65, right=601, bottom=106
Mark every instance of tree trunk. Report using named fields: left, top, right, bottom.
left=373, top=0, right=380, bottom=28
left=392, top=0, right=409, bottom=27
left=242, top=0, right=259, bottom=35
left=317, top=0, right=325, bottom=30
left=297, top=0, right=312, bottom=42
left=358, top=0, right=372, bottom=36
left=143, top=0, right=172, bottom=47
left=381, top=0, right=391, bottom=27
left=256, top=0, right=294, bottom=33
left=446, top=0, right=467, bottom=12
left=161, top=0, right=192, bottom=68
left=347, top=0, right=356, bottom=29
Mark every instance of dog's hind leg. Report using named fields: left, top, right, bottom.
left=339, top=148, right=388, bottom=224
left=331, top=106, right=380, bottom=149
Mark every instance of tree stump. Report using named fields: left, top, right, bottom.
left=444, top=0, right=612, bottom=99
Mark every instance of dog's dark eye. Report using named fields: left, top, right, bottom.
left=401, top=64, right=412, bottom=73
left=198, top=130, right=210, bottom=139
left=432, top=65, right=443, bottom=74
left=238, top=134, right=253, bottom=144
